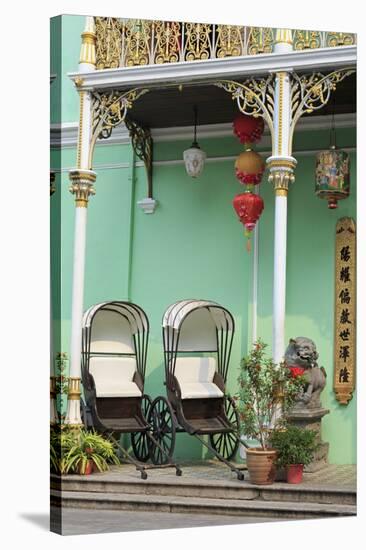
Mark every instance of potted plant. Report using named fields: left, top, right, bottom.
left=64, top=429, right=120, bottom=475
left=269, top=425, right=318, bottom=483
left=51, top=427, right=120, bottom=475
left=236, top=340, right=304, bottom=485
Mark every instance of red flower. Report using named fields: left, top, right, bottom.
left=288, top=366, right=305, bottom=378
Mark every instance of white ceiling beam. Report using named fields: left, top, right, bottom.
left=68, top=46, right=356, bottom=91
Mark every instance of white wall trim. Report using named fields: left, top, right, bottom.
left=51, top=113, right=356, bottom=149
left=68, top=46, right=356, bottom=91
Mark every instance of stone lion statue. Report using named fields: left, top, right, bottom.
left=284, top=337, right=326, bottom=409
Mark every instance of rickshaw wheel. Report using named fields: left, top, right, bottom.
left=131, top=394, right=152, bottom=462
left=147, top=396, right=176, bottom=465
left=209, top=396, right=240, bottom=461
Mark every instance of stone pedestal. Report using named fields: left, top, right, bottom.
left=287, top=406, right=330, bottom=472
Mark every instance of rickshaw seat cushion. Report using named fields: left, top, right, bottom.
left=174, top=357, right=223, bottom=399
left=89, top=356, right=142, bottom=398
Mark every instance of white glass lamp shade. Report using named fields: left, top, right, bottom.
left=183, top=145, right=206, bottom=178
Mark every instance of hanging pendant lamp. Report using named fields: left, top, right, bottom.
left=183, top=105, right=206, bottom=178
left=315, top=108, right=350, bottom=209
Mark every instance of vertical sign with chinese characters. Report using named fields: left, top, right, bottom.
left=334, top=217, right=356, bottom=405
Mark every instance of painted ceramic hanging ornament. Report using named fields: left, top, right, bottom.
left=315, top=146, right=350, bottom=209
left=315, top=110, right=350, bottom=209
left=235, top=148, right=265, bottom=185
left=233, top=191, right=264, bottom=251
left=233, top=114, right=264, bottom=144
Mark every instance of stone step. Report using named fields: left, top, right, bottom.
left=52, top=474, right=356, bottom=506
left=51, top=489, right=356, bottom=520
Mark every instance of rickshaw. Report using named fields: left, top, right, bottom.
left=80, top=300, right=181, bottom=478
left=147, top=299, right=246, bottom=480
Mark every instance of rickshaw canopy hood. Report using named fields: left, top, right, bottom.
left=83, top=301, right=149, bottom=334
left=162, top=299, right=234, bottom=332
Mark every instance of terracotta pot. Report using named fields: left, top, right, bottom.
left=246, top=447, right=277, bottom=485
left=79, top=459, right=94, bottom=475
left=286, top=464, right=304, bottom=484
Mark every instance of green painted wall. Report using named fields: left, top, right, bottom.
left=50, top=15, right=84, bottom=124
left=50, top=14, right=357, bottom=463
left=257, top=148, right=356, bottom=465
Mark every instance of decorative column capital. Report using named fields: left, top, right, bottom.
left=69, top=169, right=96, bottom=207
left=267, top=156, right=297, bottom=196
left=67, top=377, right=81, bottom=400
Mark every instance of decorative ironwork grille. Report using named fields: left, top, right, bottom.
left=94, top=18, right=356, bottom=69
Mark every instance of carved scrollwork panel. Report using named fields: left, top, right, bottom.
left=247, top=27, right=274, bottom=55
left=124, top=117, right=153, bottom=198
left=293, top=30, right=321, bottom=50
left=95, top=17, right=123, bottom=69
left=215, top=25, right=244, bottom=58
left=184, top=22, right=213, bottom=61
left=89, top=88, right=150, bottom=168
left=122, top=19, right=152, bottom=66
left=215, top=76, right=275, bottom=142
left=326, top=32, right=356, bottom=47
left=289, top=68, right=356, bottom=148
left=153, top=21, right=181, bottom=64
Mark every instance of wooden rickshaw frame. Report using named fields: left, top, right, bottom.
left=80, top=300, right=181, bottom=479
left=159, top=299, right=247, bottom=480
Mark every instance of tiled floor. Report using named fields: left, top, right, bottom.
left=65, top=460, right=356, bottom=491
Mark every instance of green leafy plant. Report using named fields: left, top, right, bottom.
left=236, top=339, right=305, bottom=450
left=50, top=427, right=120, bottom=475
left=269, top=425, right=318, bottom=468
left=50, top=426, right=75, bottom=474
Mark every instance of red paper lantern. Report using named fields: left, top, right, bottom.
left=233, top=192, right=264, bottom=233
left=235, top=149, right=265, bottom=185
left=233, top=114, right=264, bottom=144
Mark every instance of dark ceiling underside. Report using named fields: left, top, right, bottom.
left=128, top=73, right=356, bottom=129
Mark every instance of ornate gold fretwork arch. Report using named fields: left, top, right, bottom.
left=88, top=88, right=150, bottom=168
left=215, top=67, right=355, bottom=156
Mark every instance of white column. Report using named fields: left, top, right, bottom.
left=272, top=194, right=288, bottom=363
left=64, top=17, right=96, bottom=426
left=266, top=29, right=296, bottom=364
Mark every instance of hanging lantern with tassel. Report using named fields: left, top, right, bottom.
left=233, top=114, right=264, bottom=144
left=233, top=192, right=264, bottom=251
left=235, top=148, right=265, bottom=185
left=233, top=113, right=265, bottom=186
left=315, top=109, right=350, bottom=209
left=231, top=114, right=266, bottom=251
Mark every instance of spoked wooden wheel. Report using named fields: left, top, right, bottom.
left=147, top=396, right=176, bottom=465
left=209, top=396, right=240, bottom=461
left=131, top=394, right=152, bottom=462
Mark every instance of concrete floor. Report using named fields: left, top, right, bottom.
left=51, top=507, right=283, bottom=536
